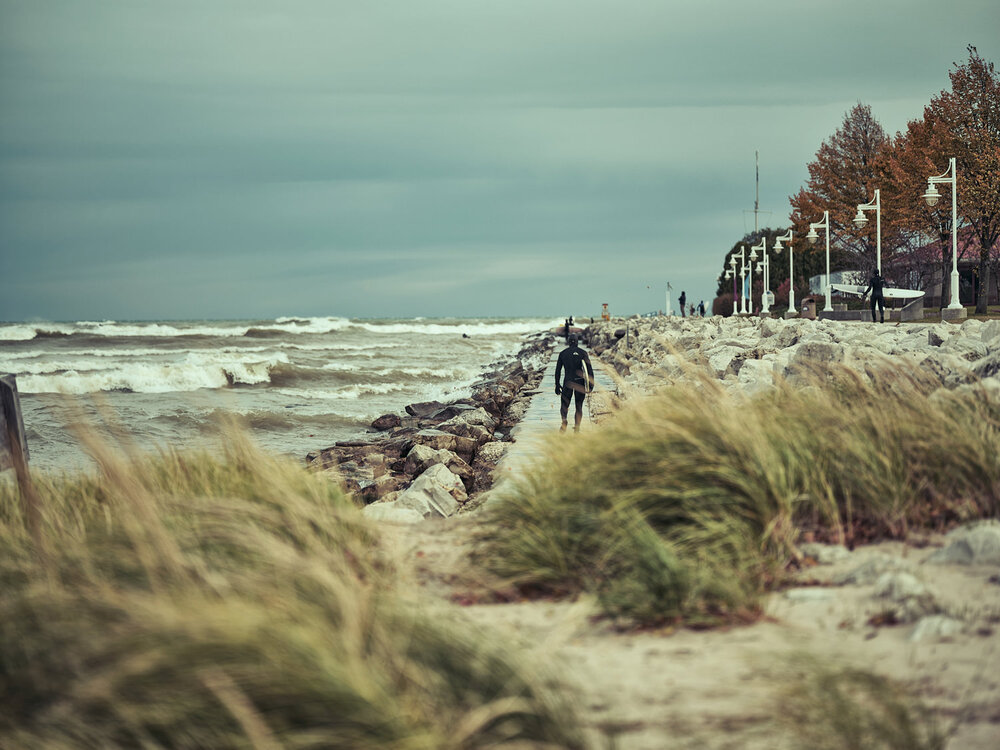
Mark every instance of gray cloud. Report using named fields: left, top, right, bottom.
left=2, top=0, right=997, bottom=320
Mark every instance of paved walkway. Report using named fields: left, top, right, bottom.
left=485, top=345, right=616, bottom=504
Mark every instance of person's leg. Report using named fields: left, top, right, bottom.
left=870, top=295, right=876, bottom=322
left=573, top=390, right=586, bottom=432
left=877, top=295, right=884, bottom=323
left=559, top=389, right=571, bottom=431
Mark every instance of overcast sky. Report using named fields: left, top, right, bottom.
left=1, top=0, right=997, bottom=321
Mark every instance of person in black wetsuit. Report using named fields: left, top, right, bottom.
left=555, top=334, right=595, bottom=433
left=863, top=271, right=886, bottom=323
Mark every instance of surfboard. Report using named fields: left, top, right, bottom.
left=830, top=283, right=925, bottom=300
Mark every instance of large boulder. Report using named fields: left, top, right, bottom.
left=705, top=345, right=745, bottom=378
left=405, top=400, right=446, bottom=418
left=927, top=522, right=1000, bottom=565
left=402, top=443, right=474, bottom=492
left=370, top=413, right=401, bottom=431
left=326, top=461, right=377, bottom=503
left=428, top=402, right=478, bottom=422
left=981, top=319, right=1000, bottom=347
left=737, top=358, right=775, bottom=394
left=927, top=325, right=952, bottom=347
left=435, top=415, right=493, bottom=446
left=872, top=572, right=940, bottom=624
left=395, top=463, right=467, bottom=518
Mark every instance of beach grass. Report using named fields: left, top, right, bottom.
left=475, top=364, right=1000, bottom=627
left=775, top=657, right=948, bottom=750
left=0, top=432, right=585, bottom=749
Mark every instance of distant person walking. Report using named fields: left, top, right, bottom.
left=863, top=271, right=886, bottom=324
left=555, top=334, right=595, bottom=433
left=698, top=300, right=705, bottom=317
left=678, top=290, right=687, bottom=317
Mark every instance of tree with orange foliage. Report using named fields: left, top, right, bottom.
left=885, top=117, right=972, bottom=308
left=789, top=104, right=909, bottom=284
left=917, top=46, right=1000, bottom=314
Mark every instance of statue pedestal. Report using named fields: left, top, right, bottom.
left=941, top=307, right=968, bottom=321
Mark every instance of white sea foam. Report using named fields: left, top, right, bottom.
left=17, top=351, right=290, bottom=394
left=347, top=318, right=562, bottom=336
left=1, top=316, right=558, bottom=342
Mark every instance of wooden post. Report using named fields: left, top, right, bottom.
left=1, top=374, right=42, bottom=545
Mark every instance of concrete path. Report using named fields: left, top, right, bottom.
left=485, top=346, right=616, bottom=504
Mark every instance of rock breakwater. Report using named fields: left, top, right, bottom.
left=585, top=315, right=1000, bottom=397
left=306, top=334, right=556, bottom=521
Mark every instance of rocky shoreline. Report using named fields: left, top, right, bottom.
left=305, top=332, right=557, bottom=522
left=583, top=314, right=1000, bottom=397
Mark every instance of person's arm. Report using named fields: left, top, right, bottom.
left=554, top=354, right=564, bottom=393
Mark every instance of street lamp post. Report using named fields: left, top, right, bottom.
left=728, top=246, right=747, bottom=315
left=806, top=210, right=832, bottom=312
left=751, top=238, right=769, bottom=314
left=923, top=157, right=962, bottom=311
left=773, top=229, right=794, bottom=314
left=747, top=245, right=759, bottom=313
left=853, top=189, right=881, bottom=273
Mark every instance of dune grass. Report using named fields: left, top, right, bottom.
left=476, top=365, right=1000, bottom=627
left=775, top=658, right=948, bottom=750
left=0, top=433, right=585, bottom=749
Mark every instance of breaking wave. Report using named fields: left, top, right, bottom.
left=16, top=352, right=290, bottom=394
left=1, top=316, right=561, bottom=342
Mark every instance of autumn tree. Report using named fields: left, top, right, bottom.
left=788, top=103, right=910, bottom=284
left=886, top=116, right=974, bottom=307
left=919, top=46, right=1000, bottom=314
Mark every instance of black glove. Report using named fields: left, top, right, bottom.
left=555, top=384, right=562, bottom=395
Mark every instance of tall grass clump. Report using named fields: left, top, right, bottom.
left=0, top=433, right=585, bottom=749
left=774, top=657, right=948, bottom=750
left=477, top=364, right=1000, bottom=627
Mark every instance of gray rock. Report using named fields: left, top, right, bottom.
left=737, top=359, right=775, bottom=394
left=873, top=571, right=929, bottom=601
left=927, top=325, right=952, bottom=347
left=909, top=615, right=963, bottom=642
left=405, top=400, right=446, bottom=418
left=362, top=502, right=424, bottom=524
left=435, top=416, right=493, bottom=446
left=941, top=338, right=989, bottom=361
left=927, top=522, right=1000, bottom=565
left=872, top=572, right=940, bottom=623
left=833, top=554, right=909, bottom=585
left=971, top=350, right=1000, bottom=380
left=760, top=318, right=784, bottom=339
left=792, top=341, right=844, bottom=365
left=476, top=441, right=507, bottom=464
left=784, top=588, right=835, bottom=602
left=800, top=543, right=851, bottom=565
left=444, top=405, right=497, bottom=431
left=403, top=443, right=451, bottom=475
left=370, top=413, right=401, bottom=431
left=706, top=345, right=745, bottom=378
left=775, top=325, right=801, bottom=348
left=981, top=319, right=1000, bottom=345
left=326, top=461, right=377, bottom=502
left=395, top=463, right=467, bottom=519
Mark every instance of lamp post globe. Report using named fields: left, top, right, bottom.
left=923, top=184, right=941, bottom=207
